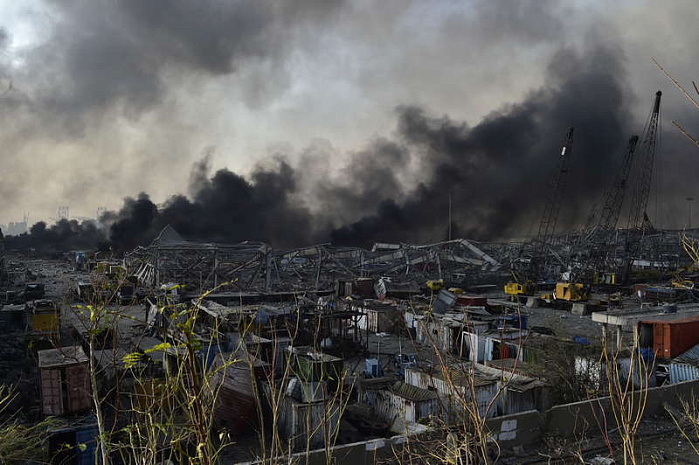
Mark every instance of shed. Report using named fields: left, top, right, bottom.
left=372, top=381, right=439, bottom=432
left=404, top=366, right=500, bottom=420
left=353, top=300, right=401, bottom=333
left=286, top=346, right=344, bottom=389
left=211, top=351, right=269, bottom=435
left=48, top=416, right=100, bottom=465
left=38, top=346, right=91, bottom=416
left=475, top=363, right=549, bottom=414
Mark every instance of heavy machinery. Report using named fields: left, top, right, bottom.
left=577, top=135, right=640, bottom=288
left=621, top=91, right=663, bottom=284
left=565, top=91, right=661, bottom=292
left=426, top=279, right=445, bottom=292
left=505, top=128, right=575, bottom=299
left=504, top=271, right=534, bottom=298
left=553, top=282, right=589, bottom=302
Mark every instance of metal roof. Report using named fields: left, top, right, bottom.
left=38, top=346, right=88, bottom=368
left=673, top=343, right=699, bottom=366
left=390, top=381, right=438, bottom=402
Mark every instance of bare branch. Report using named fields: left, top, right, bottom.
left=672, top=120, right=699, bottom=149
left=653, top=57, right=699, bottom=109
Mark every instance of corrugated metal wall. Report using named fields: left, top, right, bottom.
left=372, top=390, right=439, bottom=432
left=502, top=387, right=546, bottom=415
left=404, top=368, right=498, bottom=420
left=374, top=390, right=412, bottom=425
left=669, top=363, right=699, bottom=384
left=287, top=399, right=340, bottom=451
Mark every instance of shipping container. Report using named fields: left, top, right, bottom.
left=456, top=294, right=488, bottom=307
left=640, top=315, right=699, bottom=359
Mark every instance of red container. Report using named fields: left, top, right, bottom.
left=642, top=316, right=699, bottom=359
left=456, top=294, right=488, bottom=307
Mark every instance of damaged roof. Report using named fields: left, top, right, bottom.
left=390, top=381, right=438, bottom=402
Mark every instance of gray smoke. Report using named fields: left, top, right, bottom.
left=2, top=1, right=699, bottom=249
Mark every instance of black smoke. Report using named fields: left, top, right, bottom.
left=3, top=219, right=108, bottom=253
left=100, top=156, right=317, bottom=250
left=5, top=43, right=639, bottom=252
left=330, top=44, right=632, bottom=245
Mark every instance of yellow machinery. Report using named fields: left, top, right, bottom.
left=593, top=272, right=618, bottom=285
left=504, top=281, right=533, bottom=297
left=27, top=299, right=60, bottom=336
left=504, top=271, right=534, bottom=298
left=426, top=279, right=445, bottom=292
left=554, top=282, right=588, bottom=302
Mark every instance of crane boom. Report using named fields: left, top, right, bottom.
left=586, top=135, right=639, bottom=244
left=627, top=91, right=662, bottom=231
left=530, top=127, right=574, bottom=278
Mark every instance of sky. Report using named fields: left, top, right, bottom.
left=0, top=0, right=697, bottom=238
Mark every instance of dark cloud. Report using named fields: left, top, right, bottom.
left=4, top=1, right=697, bottom=251
left=6, top=41, right=634, bottom=252
left=331, top=44, right=633, bottom=245
left=4, top=219, right=107, bottom=253
left=23, top=0, right=344, bottom=130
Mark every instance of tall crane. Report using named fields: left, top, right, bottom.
left=586, top=135, right=640, bottom=244
left=620, top=91, right=662, bottom=284
left=529, top=127, right=575, bottom=279
left=505, top=127, right=574, bottom=299
left=627, top=91, right=662, bottom=231
left=582, top=136, right=639, bottom=282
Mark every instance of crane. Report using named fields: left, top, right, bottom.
left=505, top=127, right=574, bottom=299
left=615, top=91, right=662, bottom=284
left=627, top=91, right=662, bottom=232
left=586, top=136, right=640, bottom=243
left=582, top=136, right=639, bottom=284
left=530, top=127, right=575, bottom=279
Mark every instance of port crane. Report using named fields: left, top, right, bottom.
left=582, top=135, right=639, bottom=284
left=621, top=91, right=662, bottom=283
left=505, top=127, right=574, bottom=298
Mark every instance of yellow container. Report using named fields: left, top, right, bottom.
left=31, top=311, right=59, bottom=334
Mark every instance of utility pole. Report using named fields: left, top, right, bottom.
left=448, top=193, right=452, bottom=241
left=687, top=197, right=695, bottom=229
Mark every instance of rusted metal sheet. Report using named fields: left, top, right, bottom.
left=646, top=316, right=699, bottom=359
left=41, top=368, right=63, bottom=416
left=66, top=364, right=92, bottom=413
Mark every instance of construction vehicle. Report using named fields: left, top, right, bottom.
left=504, top=274, right=534, bottom=298
left=426, top=279, right=445, bottom=292
left=505, top=128, right=575, bottom=298
left=553, top=282, right=589, bottom=302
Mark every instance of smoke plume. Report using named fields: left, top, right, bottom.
left=3, top=41, right=640, bottom=253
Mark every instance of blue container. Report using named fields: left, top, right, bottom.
left=75, top=423, right=100, bottom=465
